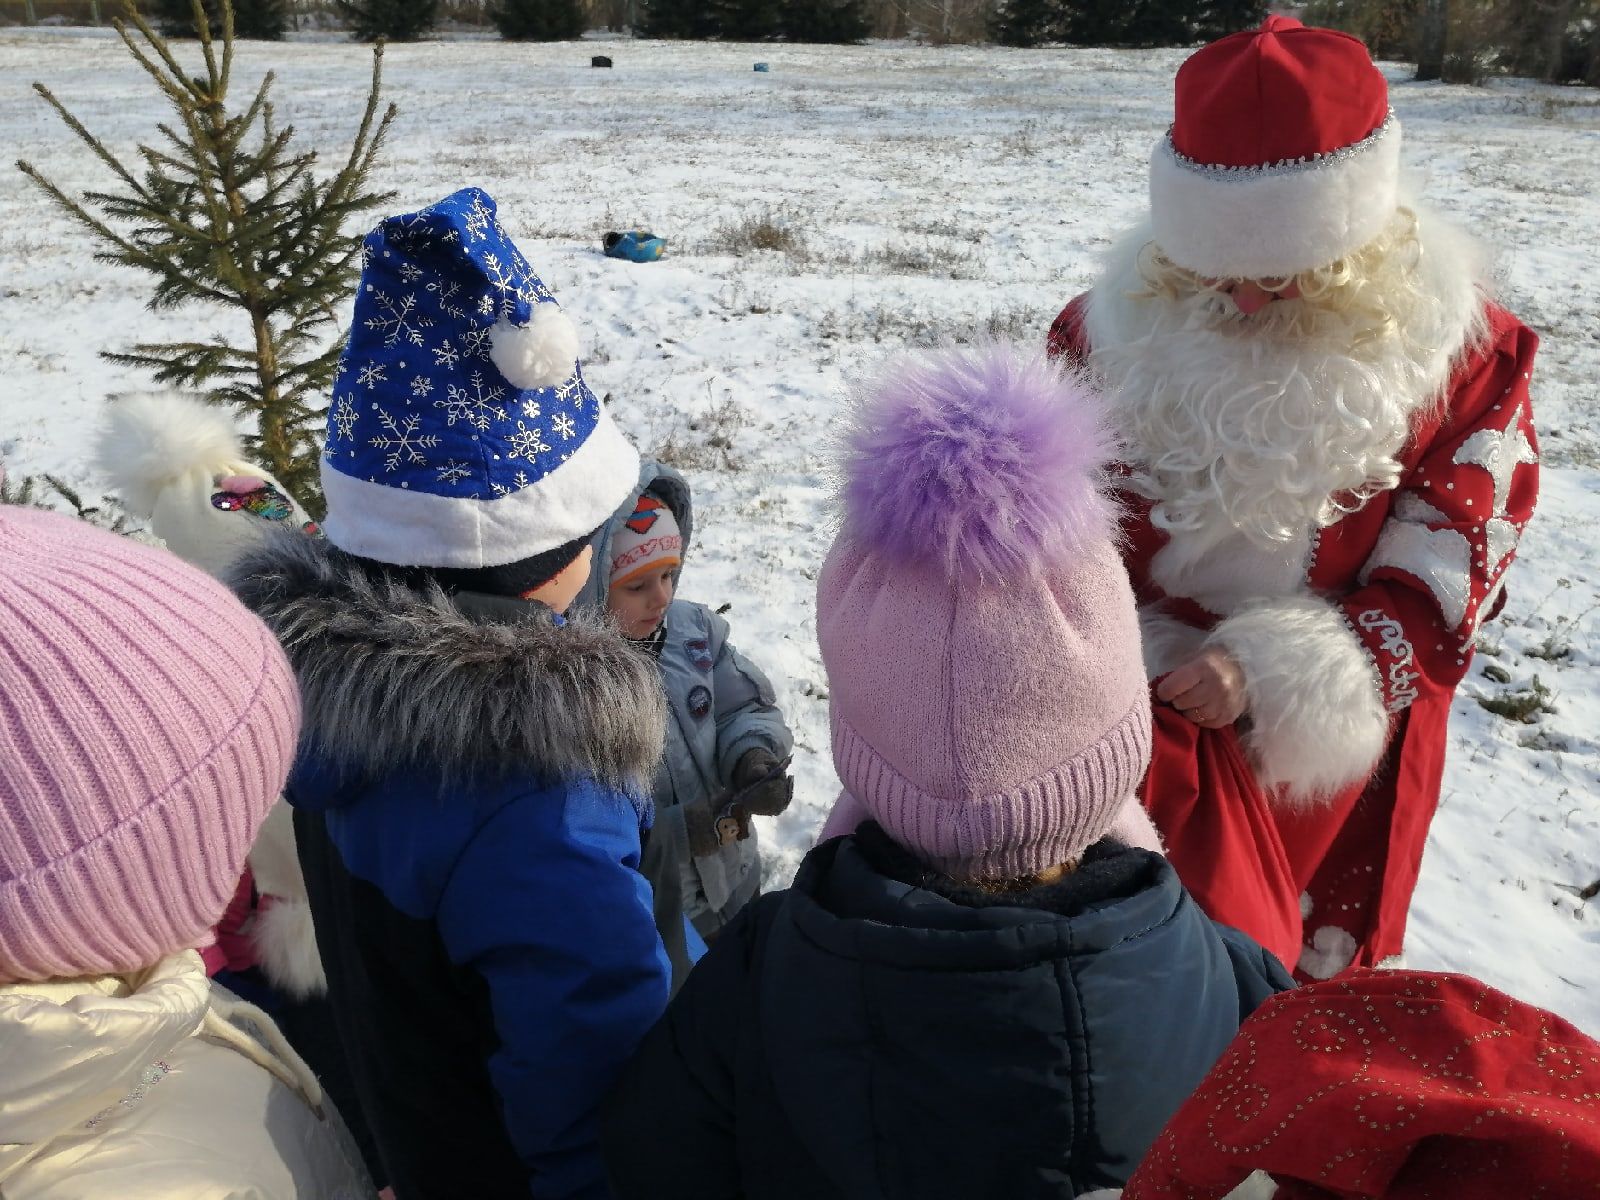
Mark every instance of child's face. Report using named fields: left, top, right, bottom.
left=608, top=565, right=676, bottom=639
left=522, top=545, right=593, bottom=616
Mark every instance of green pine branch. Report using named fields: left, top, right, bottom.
left=17, top=0, right=398, bottom=514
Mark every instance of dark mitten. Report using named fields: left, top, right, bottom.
left=682, top=800, right=723, bottom=859
left=733, top=748, right=794, bottom=816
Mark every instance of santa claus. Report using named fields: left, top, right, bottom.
left=1048, top=16, right=1540, bottom=979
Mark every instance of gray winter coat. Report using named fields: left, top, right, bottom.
left=581, top=460, right=792, bottom=934
left=652, top=599, right=791, bottom=930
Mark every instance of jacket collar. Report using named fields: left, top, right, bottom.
left=785, top=833, right=1184, bottom=969
left=229, top=532, right=666, bottom=793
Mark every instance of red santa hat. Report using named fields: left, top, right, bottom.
left=1149, top=16, right=1402, bottom=281
left=1121, top=970, right=1600, bottom=1200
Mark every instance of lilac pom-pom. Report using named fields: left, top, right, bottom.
left=841, top=342, right=1119, bottom=581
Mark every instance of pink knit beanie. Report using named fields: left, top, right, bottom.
left=0, top=505, right=299, bottom=984
left=817, top=343, right=1152, bottom=880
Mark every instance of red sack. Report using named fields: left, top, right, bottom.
left=1124, top=971, right=1600, bottom=1199
left=1141, top=699, right=1302, bottom=969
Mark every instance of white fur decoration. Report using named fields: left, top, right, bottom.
left=94, top=392, right=245, bottom=519
left=1149, top=118, right=1403, bottom=279
left=1206, top=596, right=1391, bottom=807
left=1299, top=924, right=1360, bottom=980
left=489, top=303, right=580, bottom=391
left=252, top=897, right=328, bottom=999
left=1226, top=1171, right=1279, bottom=1199
left=246, top=802, right=326, bottom=998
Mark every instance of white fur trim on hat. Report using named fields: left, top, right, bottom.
left=1149, top=114, right=1403, bottom=280
left=489, top=304, right=581, bottom=392
left=1205, top=596, right=1391, bottom=807
left=320, top=404, right=639, bottom=568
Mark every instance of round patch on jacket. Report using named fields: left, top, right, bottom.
left=686, top=638, right=713, bottom=673
left=687, top=684, right=712, bottom=720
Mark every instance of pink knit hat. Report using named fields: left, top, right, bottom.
left=0, top=505, right=299, bottom=984
left=817, top=343, right=1152, bottom=880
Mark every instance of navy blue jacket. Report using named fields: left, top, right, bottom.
left=234, top=534, right=672, bottom=1200
left=604, top=824, right=1292, bottom=1198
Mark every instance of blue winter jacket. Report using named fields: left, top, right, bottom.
left=232, top=534, right=672, bottom=1200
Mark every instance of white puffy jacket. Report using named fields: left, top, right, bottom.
left=0, top=951, right=373, bottom=1198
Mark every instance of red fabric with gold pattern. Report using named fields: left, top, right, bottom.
left=1123, top=971, right=1600, bottom=1199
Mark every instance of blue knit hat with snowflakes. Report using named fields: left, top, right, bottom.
left=321, top=187, right=638, bottom=577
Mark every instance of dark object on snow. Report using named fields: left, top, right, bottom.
left=603, top=231, right=666, bottom=263
left=753, top=62, right=769, bottom=71
left=593, top=55, right=613, bottom=67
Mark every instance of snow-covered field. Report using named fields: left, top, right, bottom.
left=4, top=28, right=1598, bottom=1030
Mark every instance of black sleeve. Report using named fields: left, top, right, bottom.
left=603, top=902, right=768, bottom=1199
left=1215, top=921, right=1298, bottom=1018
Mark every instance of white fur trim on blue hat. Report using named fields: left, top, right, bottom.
left=1149, top=114, right=1403, bottom=279
left=320, top=404, right=639, bottom=568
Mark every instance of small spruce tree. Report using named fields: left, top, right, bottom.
left=489, top=0, right=588, bottom=40
left=17, top=0, right=398, bottom=511
left=154, top=0, right=288, bottom=39
left=336, top=0, right=439, bottom=42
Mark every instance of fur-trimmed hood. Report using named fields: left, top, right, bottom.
left=229, top=531, right=667, bottom=797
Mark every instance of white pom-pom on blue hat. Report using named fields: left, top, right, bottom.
left=320, top=187, right=638, bottom=570
left=490, top=303, right=580, bottom=392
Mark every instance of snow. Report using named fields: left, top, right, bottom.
left=3, top=29, right=1598, bottom=1030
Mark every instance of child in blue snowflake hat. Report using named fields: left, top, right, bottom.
left=229, top=187, right=674, bottom=1200
left=576, top=460, right=794, bottom=942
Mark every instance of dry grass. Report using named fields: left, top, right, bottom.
left=656, top=392, right=747, bottom=472
left=703, top=210, right=809, bottom=259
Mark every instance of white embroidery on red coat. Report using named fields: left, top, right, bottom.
left=1358, top=608, right=1421, bottom=712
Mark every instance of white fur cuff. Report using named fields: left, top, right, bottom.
left=1207, top=597, right=1390, bottom=807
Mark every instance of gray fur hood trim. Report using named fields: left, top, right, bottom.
left=229, top=531, right=667, bottom=793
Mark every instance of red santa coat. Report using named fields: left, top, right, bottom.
left=1049, top=298, right=1539, bottom=978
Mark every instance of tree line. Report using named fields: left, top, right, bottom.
left=44, top=0, right=1588, bottom=71
left=1308, top=0, right=1600, bottom=87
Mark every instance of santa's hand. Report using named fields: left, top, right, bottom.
left=1156, top=648, right=1248, bottom=728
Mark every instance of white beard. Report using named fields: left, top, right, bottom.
left=1083, top=211, right=1487, bottom=550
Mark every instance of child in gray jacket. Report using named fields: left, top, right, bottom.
left=580, top=461, right=793, bottom=938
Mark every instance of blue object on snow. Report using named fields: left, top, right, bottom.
left=603, top=230, right=666, bottom=263
left=753, top=62, right=770, bottom=72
